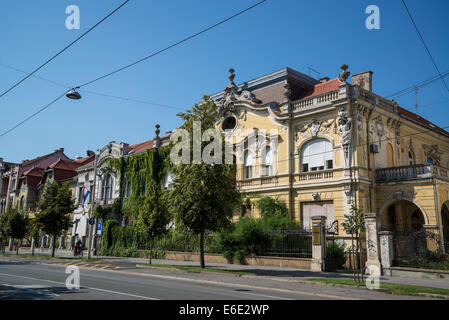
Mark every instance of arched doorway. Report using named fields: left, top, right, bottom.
left=442, top=202, right=449, bottom=251
left=380, top=200, right=431, bottom=264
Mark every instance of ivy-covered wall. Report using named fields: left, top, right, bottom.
left=103, top=145, right=172, bottom=224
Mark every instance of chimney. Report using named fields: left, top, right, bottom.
left=352, top=71, right=373, bottom=92
left=318, top=77, right=330, bottom=83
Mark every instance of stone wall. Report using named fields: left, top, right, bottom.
left=165, top=251, right=312, bottom=269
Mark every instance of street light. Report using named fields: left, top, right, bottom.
left=66, top=88, right=82, bottom=100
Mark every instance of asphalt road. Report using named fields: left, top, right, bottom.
left=0, top=258, right=430, bottom=300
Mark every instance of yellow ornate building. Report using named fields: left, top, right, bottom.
left=212, top=66, right=449, bottom=261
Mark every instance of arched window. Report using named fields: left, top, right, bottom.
left=262, top=147, right=273, bottom=176
left=102, top=174, right=113, bottom=200
left=301, top=139, right=333, bottom=173
left=244, top=151, right=253, bottom=179
left=408, top=151, right=415, bottom=166
left=19, top=196, right=25, bottom=210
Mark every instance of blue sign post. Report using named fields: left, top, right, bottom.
left=97, top=222, right=102, bottom=232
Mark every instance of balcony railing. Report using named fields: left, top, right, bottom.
left=376, top=164, right=449, bottom=182
left=298, top=170, right=334, bottom=182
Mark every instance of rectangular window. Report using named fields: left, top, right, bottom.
left=301, top=201, right=334, bottom=230
left=244, top=166, right=252, bottom=179
left=302, top=164, right=309, bottom=173
left=326, top=160, right=333, bottom=170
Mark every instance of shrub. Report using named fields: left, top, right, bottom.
left=255, top=197, right=288, bottom=218
left=327, top=242, right=346, bottom=269
left=215, top=213, right=303, bottom=262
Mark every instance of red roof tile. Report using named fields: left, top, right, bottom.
left=397, top=106, right=449, bottom=136
left=129, top=139, right=154, bottom=155
left=299, top=78, right=342, bottom=99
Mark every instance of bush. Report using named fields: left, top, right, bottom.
left=255, top=197, right=288, bottom=218
left=215, top=214, right=303, bottom=263
left=327, top=242, right=346, bottom=269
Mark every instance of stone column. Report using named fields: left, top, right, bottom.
left=379, top=231, right=394, bottom=276
left=31, top=238, right=35, bottom=256
left=8, top=237, right=13, bottom=251
left=311, top=216, right=327, bottom=272
left=364, top=213, right=381, bottom=276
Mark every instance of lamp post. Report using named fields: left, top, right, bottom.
left=87, top=150, right=99, bottom=259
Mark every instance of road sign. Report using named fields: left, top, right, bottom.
left=97, top=222, right=102, bottom=231
left=89, top=218, right=95, bottom=225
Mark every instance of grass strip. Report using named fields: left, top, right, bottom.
left=148, top=264, right=254, bottom=276
left=307, top=278, right=449, bottom=298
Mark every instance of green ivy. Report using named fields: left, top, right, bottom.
left=107, top=146, right=172, bottom=224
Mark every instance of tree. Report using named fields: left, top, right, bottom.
left=256, top=197, right=289, bottom=218
left=138, top=182, right=171, bottom=264
left=0, top=208, right=29, bottom=255
left=35, top=182, right=75, bottom=258
left=342, top=202, right=365, bottom=282
left=170, top=96, right=241, bottom=268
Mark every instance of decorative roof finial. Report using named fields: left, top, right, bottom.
left=339, top=64, right=350, bottom=83
left=226, top=68, right=237, bottom=89
left=154, top=124, right=161, bottom=148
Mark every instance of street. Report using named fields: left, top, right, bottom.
left=0, top=257, right=431, bottom=300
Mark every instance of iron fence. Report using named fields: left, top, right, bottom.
left=393, top=229, right=442, bottom=267
left=150, top=230, right=313, bottom=259
left=259, top=230, right=312, bottom=258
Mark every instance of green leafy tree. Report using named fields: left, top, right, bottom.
left=0, top=208, right=29, bottom=254
left=256, top=197, right=289, bottom=218
left=171, top=96, right=241, bottom=268
left=35, top=182, right=75, bottom=257
left=342, top=202, right=365, bottom=282
left=138, top=182, right=171, bottom=264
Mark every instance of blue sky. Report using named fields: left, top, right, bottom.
left=1, top=0, right=448, bottom=163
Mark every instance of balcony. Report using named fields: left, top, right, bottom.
left=375, top=164, right=449, bottom=182
left=237, top=176, right=279, bottom=189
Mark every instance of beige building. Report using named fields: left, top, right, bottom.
left=212, top=66, right=449, bottom=262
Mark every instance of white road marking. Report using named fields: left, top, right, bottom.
left=7, top=262, right=363, bottom=300
left=41, top=263, right=361, bottom=300
left=0, top=272, right=159, bottom=300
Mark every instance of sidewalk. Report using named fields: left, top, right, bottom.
left=4, top=249, right=449, bottom=290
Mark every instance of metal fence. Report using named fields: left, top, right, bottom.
left=259, top=230, right=312, bottom=258
left=393, top=229, right=442, bottom=266
left=151, top=230, right=313, bottom=259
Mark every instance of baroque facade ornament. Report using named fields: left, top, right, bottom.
left=216, top=68, right=262, bottom=119
left=338, top=64, right=350, bottom=83
left=337, top=108, right=353, bottom=167
left=423, top=144, right=444, bottom=164
left=296, top=118, right=335, bottom=137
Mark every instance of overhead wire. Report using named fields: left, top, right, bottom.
left=0, top=0, right=131, bottom=99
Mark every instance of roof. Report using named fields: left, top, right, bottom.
left=129, top=139, right=154, bottom=155
left=20, top=148, right=65, bottom=167
left=397, top=106, right=449, bottom=137
left=299, top=78, right=342, bottom=99
left=74, top=155, right=95, bottom=166
left=23, top=167, right=45, bottom=177
left=22, top=167, right=45, bottom=187
left=128, top=134, right=172, bottom=155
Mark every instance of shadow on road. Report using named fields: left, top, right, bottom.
left=0, top=284, right=85, bottom=300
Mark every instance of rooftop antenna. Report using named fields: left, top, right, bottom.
left=307, top=66, right=321, bottom=78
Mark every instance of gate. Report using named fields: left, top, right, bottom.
left=393, top=229, right=441, bottom=265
